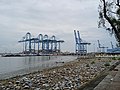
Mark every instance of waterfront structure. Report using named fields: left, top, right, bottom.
left=18, top=32, right=64, bottom=54
left=74, top=30, right=90, bottom=56
left=107, top=42, right=120, bottom=54
left=107, top=47, right=120, bottom=54
left=97, top=40, right=108, bottom=53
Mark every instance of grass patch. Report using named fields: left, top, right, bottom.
left=112, top=57, right=120, bottom=60
left=117, top=57, right=120, bottom=60
left=86, top=64, right=90, bottom=67
left=91, top=61, right=95, bottom=64
left=112, top=57, right=116, bottom=60
left=104, top=62, right=110, bottom=67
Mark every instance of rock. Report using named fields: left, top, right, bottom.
left=54, top=86, right=59, bottom=90
left=64, top=76, right=69, bottom=81
left=6, top=88, right=10, bottom=90
left=0, top=58, right=114, bottom=90
left=15, top=85, right=21, bottom=89
left=43, top=83, right=49, bottom=87
left=35, top=88, right=40, bottom=90
left=53, top=70, right=56, bottom=73
left=24, top=85, right=29, bottom=89
left=14, top=84, right=17, bottom=87
left=16, top=81, right=20, bottom=84
left=8, top=82, right=12, bottom=85
left=110, top=78, right=113, bottom=81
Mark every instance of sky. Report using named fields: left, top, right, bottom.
left=0, top=0, right=117, bottom=53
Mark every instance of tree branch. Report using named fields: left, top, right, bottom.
left=116, top=0, right=120, bottom=7
left=102, top=0, right=120, bottom=42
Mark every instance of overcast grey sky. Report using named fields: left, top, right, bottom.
left=0, top=0, right=116, bottom=53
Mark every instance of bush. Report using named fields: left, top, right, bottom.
left=91, top=61, right=95, bottom=64
left=117, top=57, right=120, bottom=60
left=104, top=62, right=110, bottom=67
left=86, top=64, right=90, bottom=67
left=112, top=57, right=116, bottom=60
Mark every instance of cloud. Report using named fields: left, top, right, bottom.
left=0, top=0, right=116, bottom=52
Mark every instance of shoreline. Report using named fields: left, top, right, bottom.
left=0, top=55, right=77, bottom=80
left=0, top=57, right=119, bottom=90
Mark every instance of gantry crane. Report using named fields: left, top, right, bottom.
left=111, top=41, right=114, bottom=49
left=18, top=32, right=64, bottom=54
left=97, top=40, right=108, bottom=53
left=74, top=30, right=90, bottom=56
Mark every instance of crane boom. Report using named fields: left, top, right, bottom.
left=111, top=42, right=114, bottom=49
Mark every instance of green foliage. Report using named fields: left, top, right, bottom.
left=86, top=64, right=90, bottom=67
left=98, top=58, right=101, bottom=60
left=104, top=62, right=110, bottom=67
left=109, top=60, right=111, bottom=62
left=112, top=57, right=120, bottom=60
left=91, top=61, right=95, bottom=64
left=112, top=57, right=116, bottom=60
left=117, top=57, right=120, bottom=60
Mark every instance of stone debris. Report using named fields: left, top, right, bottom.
left=0, top=58, right=117, bottom=90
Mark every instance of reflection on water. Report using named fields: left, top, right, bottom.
left=0, top=56, right=76, bottom=79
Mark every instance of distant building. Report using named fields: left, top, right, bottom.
left=107, top=47, right=120, bottom=53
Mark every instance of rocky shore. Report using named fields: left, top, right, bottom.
left=0, top=57, right=119, bottom=90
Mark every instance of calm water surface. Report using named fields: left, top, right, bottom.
left=0, top=56, right=77, bottom=79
